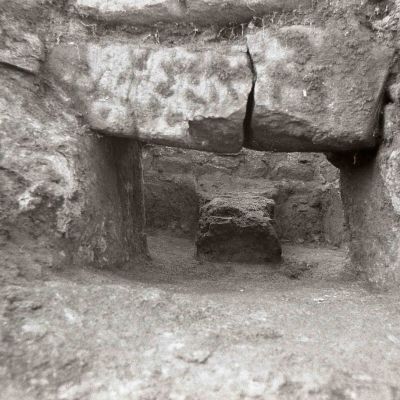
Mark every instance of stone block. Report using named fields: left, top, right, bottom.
left=246, top=19, right=393, bottom=152
left=196, top=194, right=281, bottom=263
left=338, top=104, right=400, bottom=288
left=48, top=41, right=252, bottom=153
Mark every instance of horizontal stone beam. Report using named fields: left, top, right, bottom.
left=246, top=20, right=393, bottom=152
left=47, top=17, right=393, bottom=154
left=68, top=0, right=312, bottom=26
left=48, top=41, right=252, bottom=153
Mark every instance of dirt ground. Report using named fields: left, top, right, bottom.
left=1, top=234, right=400, bottom=399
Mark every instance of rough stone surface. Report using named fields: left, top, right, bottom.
left=47, top=41, right=252, bottom=153
left=68, top=0, right=312, bottom=26
left=0, top=16, right=44, bottom=74
left=246, top=19, right=393, bottom=152
left=338, top=104, right=400, bottom=288
left=0, top=68, right=147, bottom=284
left=196, top=194, right=282, bottom=262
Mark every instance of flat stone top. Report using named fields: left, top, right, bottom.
left=203, top=194, right=275, bottom=218
left=48, top=40, right=252, bottom=152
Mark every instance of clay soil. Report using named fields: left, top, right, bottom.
left=1, top=234, right=400, bottom=399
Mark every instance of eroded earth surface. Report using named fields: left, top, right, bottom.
left=2, top=234, right=400, bottom=400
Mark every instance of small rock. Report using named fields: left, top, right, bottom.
left=387, top=334, right=400, bottom=345
left=177, top=349, right=212, bottom=364
left=21, top=321, right=48, bottom=338
left=241, top=381, right=267, bottom=398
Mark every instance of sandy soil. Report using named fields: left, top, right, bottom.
left=1, top=234, right=400, bottom=399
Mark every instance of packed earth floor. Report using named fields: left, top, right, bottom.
left=2, top=233, right=400, bottom=400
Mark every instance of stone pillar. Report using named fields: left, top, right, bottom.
left=0, top=68, right=148, bottom=283
left=112, top=138, right=149, bottom=259
left=337, top=105, right=400, bottom=289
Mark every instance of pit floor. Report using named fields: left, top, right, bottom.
left=2, top=233, right=400, bottom=399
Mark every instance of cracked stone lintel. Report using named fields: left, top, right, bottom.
left=46, top=18, right=393, bottom=154
left=47, top=41, right=253, bottom=153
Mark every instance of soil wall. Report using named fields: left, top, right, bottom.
left=143, top=145, right=347, bottom=247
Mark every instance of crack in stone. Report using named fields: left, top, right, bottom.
left=243, top=45, right=257, bottom=149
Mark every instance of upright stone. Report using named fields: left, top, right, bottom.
left=196, top=194, right=282, bottom=263
left=336, top=104, right=400, bottom=288
left=246, top=19, right=393, bottom=152
left=48, top=41, right=252, bottom=153
left=0, top=68, right=147, bottom=283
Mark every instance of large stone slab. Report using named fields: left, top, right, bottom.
left=47, top=41, right=252, bottom=153
left=196, top=194, right=282, bottom=263
left=68, top=0, right=311, bottom=26
left=334, top=104, right=400, bottom=289
left=246, top=20, right=393, bottom=152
